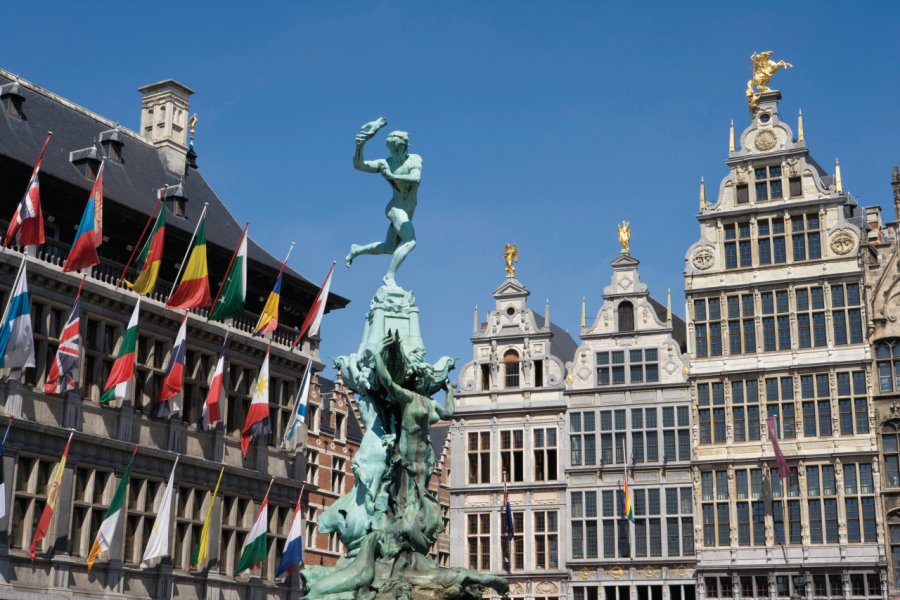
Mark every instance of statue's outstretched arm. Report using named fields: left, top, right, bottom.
left=433, top=384, right=455, bottom=420
left=354, top=136, right=383, bottom=173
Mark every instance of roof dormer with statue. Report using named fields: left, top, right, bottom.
left=568, top=222, right=688, bottom=392
left=684, top=52, right=865, bottom=282
left=455, top=244, right=576, bottom=404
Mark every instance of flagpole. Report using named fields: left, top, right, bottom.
left=30, top=132, right=53, bottom=179
left=209, top=223, right=248, bottom=318
left=117, top=186, right=167, bottom=288
left=282, top=360, right=313, bottom=450
left=169, top=202, right=208, bottom=297
left=75, top=274, right=87, bottom=300
left=0, top=416, right=13, bottom=453
left=277, top=242, right=296, bottom=280
left=290, top=261, right=336, bottom=351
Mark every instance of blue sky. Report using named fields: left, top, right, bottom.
left=5, top=2, right=900, bottom=374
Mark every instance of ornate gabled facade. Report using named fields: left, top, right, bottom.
left=863, top=171, right=900, bottom=596
left=565, top=243, right=694, bottom=600
left=450, top=270, right=576, bottom=600
left=685, top=89, right=884, bottom=599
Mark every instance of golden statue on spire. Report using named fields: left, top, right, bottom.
left=617, top=221, right=631, bottom=254
left=503, top=243, right=519, bottom=277
left=746, top=51, right=792, bottom=113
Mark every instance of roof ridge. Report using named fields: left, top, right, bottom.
left=0, top=67, right=149, bottom=147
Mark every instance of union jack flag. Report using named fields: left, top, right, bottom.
left=44, top=298, right=81, bottom=395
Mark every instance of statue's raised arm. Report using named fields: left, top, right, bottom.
left=345, top=118, right=422, bottom=288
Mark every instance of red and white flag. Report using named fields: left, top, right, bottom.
left=766, top=415, right=791, bottom=479
left=291, top=261, right=335, bottom=349
left=5, top=133, right=51, bottom=248
left=200, top=345, right=225, bottom=431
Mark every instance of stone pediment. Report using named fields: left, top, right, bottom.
left=492, top=276, right=530, bottom=300
left=610, top=253, right=640, bottom=269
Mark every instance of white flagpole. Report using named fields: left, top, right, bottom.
left=169, top=202, right=209, bottom=297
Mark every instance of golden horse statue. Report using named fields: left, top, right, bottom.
left=746, top=51, right=792, bottom=113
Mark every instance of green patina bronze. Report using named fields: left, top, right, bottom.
left=300, top=120, right=507, bottom=600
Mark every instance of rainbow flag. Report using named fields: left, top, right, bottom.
left=167, top=215, right=211, bottom=309
left=126, top=201, right=165, bottom=296
left=622, top=474, right=635, bottom=523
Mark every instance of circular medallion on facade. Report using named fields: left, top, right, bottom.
left=608, top=566, right=625, bottom=580
left=642, top=566, right=660, bottom=578
left=830, top=229, right=858, bottom=255
left=755, top=129, right=777, bottom=151
left=691, top=247, right=715, bottom=270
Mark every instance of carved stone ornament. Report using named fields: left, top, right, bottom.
left=786, top=157, right=800, bottom=176
left=755, top=129, right=777, bottom=151
left=830, top=229, right=858, bottom=255
left=509, top=583, right=525, bottom=595
left=642, top=566, right=659, bottom=578
left=735, top=164, right=750, bottom=183
left=536, top=582, right=559, bottom=595
left=691, top=247, right=715, bottom=270
left=608, top=566, right=625, bottom=580
left=578, top=568, right=593, bottom=581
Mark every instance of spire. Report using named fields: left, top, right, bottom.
left=797, top=109, right=805, bottom=143
left=699, top=177, right=707, bottom=212
left=473, top=304, right=479, bottom=334
left=892, top=166, right=900, bottom=222
left=544, top=299, right=550, bottom=330
left=835, top=159, right=843, bottom=194
left=728, top=120, right=735, bottom=153
left=666, top=289, right=672, bottom=324
left=581, top=296, right=587, bottom=329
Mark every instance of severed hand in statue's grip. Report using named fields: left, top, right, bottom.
left=356, top=117, right=387, bottom=145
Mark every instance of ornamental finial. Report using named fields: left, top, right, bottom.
left=503, top=243, right=519, bottom=277
left=617, top=221, right=631, bottom=254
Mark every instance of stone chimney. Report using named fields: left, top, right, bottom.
left=138, top=80, right=193, bottom=177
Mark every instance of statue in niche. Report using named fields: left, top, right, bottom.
left=345, top=118, right=422, bottom=288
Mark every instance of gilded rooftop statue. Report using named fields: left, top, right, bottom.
left=503, top=243, right=518, bottom=277
left=618, top=220, right=631, bottom=254
left=746, top=51, right=792, bottom=113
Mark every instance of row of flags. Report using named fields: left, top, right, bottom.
left=0, top=418, right=305, bottom=577
left=0, top=251, right=325, bottom=453
left=3, top=132, right=333, bottom=347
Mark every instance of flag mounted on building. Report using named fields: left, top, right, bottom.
left=125, top=197, right=166, bottom=296
left=154, top=314, right=187, bottom=418
left=0, top=260, right=35, bottom=370
left=209, top=225, right=247, bottom=321
left=4, top=132, right=51, bottom=248
left=62, top=162, right=103, bottom=272
left=276, top=484, right=305, bottom=578
left=29, top=432, right=73, bottom=559
left=503, top=483, right=514, bottom=541
left=167, top=207, right=211, bottom=309
left=241, top=346, right=272, bottom=456
left=87, top=446, right=138, bottom=571
left=767, top=415, right=791, bottom=479
left=44, top=280, right=84, bottom=395
left=100, top=299, right=140, bottom=404
left=252, top=243, right=294, bottom=337
left=281, top=361, right=312, bottom=451
left=290, top=262, right=335, bottom=350
left=200, top=342, right=225, bottom=431
left=0, top=417, right=14, bottom=521
left=190, top=466, right=225, bottom=571
left=140, top=457, right=177, bottom=569
left=235, top=479, right=273, bottom=576
left=622, top=473, right=635, bottom=524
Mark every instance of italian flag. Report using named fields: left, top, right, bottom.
left=87, top=446, right=138, bottom=571
left=235, top=479, right=272, bottom=576
left=100, top=299, right=140, bottom=404
left=210, top=228, right=247, bottom=321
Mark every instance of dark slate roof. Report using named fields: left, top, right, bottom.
left=527, top=309, right=578, bottom=363
left=430, top=422, right=450, bottom=463
left=0, top=69, right=348, bottom=311
left=648, top=295, right=687, bottom=353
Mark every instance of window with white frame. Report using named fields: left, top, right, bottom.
left=570, top=412, right=596, bottom=467
left=801, top=373, right=832, bottom=438
left=662, top=406, right=691, bottom=462
left=796, top=286, right=827, bottom=348
left=727, top=293, right=756, bottom=354
left=693, top=297, right=722, bottom=357
left=837, top=370, right=869, bottom=435
left=832, top=282, right=864, bottom=346
left=534, top=510, right=558, bottom=569
left=631, top=407, right=658, bottom=464
left=807, top=464, right=838, bottom=544
left=731, top=378, right=760, bottom=442
left=876, top=339, right=900, bottom=393
left=791, top=213, right=822, bottom=261
left=500, top=430, right=524, bottom=482
left=571, top=490, right=598, bottom=559
left=467, top=431, right=491, bottom=483
left=701, top=470, right=730, bottom=547
left=533, top=427, right=557, bottom=481
left=467, top=513, right=491, bottom=570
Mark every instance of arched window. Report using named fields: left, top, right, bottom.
left=504, top=350, right=520, bottom=388
left=876, top=339, right=900, bottom=392
left=885, top=423, right=900, bottom=488
left=618, top=301, right=634, bottom=332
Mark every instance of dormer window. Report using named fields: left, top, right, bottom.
left=163, top=184, right=187, bottom=218
left=69, top=147, right=102, bottom=181
left=0, top=83, right=25, bottom=119
left=99, top=130, right=124, bottom=163
left=617, top=301, right=634, bottom=332
left=504, top=350, right=520, bottom=388
left=754, top=165, right=783, bottom=201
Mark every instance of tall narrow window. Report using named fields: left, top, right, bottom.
left=701, top=471, right=730, bottom=547
left=766, top=376, right=796, bottom=439
left=467, top=432, right=491, bottom=484
left=760, top=289, right=791, bottom=351
left=697, top=382, right=726, bottom=444
left=876, top=340, right=900, bottom=393
left=533, top=359, right=543, bottom=387
left=884, top=423, right=900, bottom=488
left=758, top=218, right=787, bottom=265
left=724, top=222, right=752, bottom=269
left=534, top=510, right=559, bottom=569
left=727, top=293, right=756, bottom=354
left=533, top=427, right=557, bottom=481
left=800, top=373, right=832, bottom=438
left=843, top=463, right=876, bottom=543
left=480, top=364, right=491, bottom=390
left=500, top=430, right=524, bottom=482
left=791, top=213, right=822, bottom=261
left=832, top=283, right=864, bottom=346
left=693, top=297, right=722, bottom=358
left=806, top=464, right=839, bottom=544
left=504, top=350, right=520, bottom=388
left=796, top=286, right=827, bottom=348
left=837, top=370, right=868, bottom=435
left=571, top=491, right=599, bottom=559
left=731, top=379, right=760, bottom=442
left=467, top=514, right=491, bottom=570
left=618, top=301, right=634, bottom=332
left=570, top=412, right=596, bottom=466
